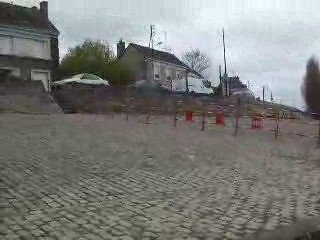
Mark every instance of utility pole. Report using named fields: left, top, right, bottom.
left=222, top=28, right=229, bottom=96
left=163, top=31, right=167, bottom=51
left=270, top=91, right=273, bottom=103
left=262, top=85, right=265, bottom=103
left=222, top=28, right=227, bottom=75
left=219, top=65, right=222, bottom=96
left=185, top=69, right=189, bottom=94
left=219, top=65, right=222, bottom=84
left=149, top=25, right=155, bottom=81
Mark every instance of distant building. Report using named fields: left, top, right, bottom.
left=117, top=40, right=203, bottom=90
left=0, top=1, right=59, bottom=91
left=221, top=74, right=253, bottom=98
left=228, top=76, right=246, bottom=92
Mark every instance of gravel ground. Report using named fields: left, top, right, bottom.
left=1, top=113, right=320, bottom=240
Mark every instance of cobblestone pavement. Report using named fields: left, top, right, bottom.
left=1, top=114, right=320, bottom=240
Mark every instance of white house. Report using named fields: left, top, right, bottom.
left=0, top=1, right=59, bottom=91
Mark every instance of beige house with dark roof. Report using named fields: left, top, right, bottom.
left=117, top=40, right=203, bottom=90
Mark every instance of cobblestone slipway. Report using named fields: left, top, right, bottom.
left=1, top=114, right=320, bottom=240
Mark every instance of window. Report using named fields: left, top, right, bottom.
left=0, top=36, right=12, bottom=55
left=0, top=67, right=20, bottom=77
left=165, top=67, right=171, bottom=81
left=154, top=63, right=160, bottom=79
left=13, top=37, right=50, bottom=59
left=33, top=40, right=49, bottom=59
left=176, top=71, right=181, bottom=80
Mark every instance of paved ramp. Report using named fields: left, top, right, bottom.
left=0, top=81, right=62, bottom=114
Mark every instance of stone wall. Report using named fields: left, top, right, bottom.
left=51, top=85, right=236, bottom=115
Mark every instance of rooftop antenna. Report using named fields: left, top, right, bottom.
left=163, top=31, right=167, bottom=50
left=165, top=31, right=171, bottom=51
left=149, top=25, right=155, bottom=48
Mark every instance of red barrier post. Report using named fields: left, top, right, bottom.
left=216, top=112, right=225, bottom=126
left=252, top=117, right=262, bottom=129
left=185, top=111, right=194, bottom=122
left=251, top=118, right=256, bottom=129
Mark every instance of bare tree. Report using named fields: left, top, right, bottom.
left=182, top=49, right=210, bottom=79
left=302, top=57, right=320, bottom=115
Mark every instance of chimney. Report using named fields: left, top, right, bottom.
left=117, top=39, right=126, bottom=59
left=31, top=6, right=38, bottom=16
left=40, top=1, right=48, bottom=20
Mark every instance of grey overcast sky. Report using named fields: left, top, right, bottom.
left=8, top=0, right=320, bottom=109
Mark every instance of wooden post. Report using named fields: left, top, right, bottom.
left=275, top=113, right=279, bottom=139
left=201, top=112, right=205, bottom=131
left=234, top=114, right=239, bottom=136
left=318, top=119, right=320, bottom=148
left=174, top=111, right=178, bottom=127
left=146, top=106, right=151, bottom=124
left=233, top=97, right=241, bottom=136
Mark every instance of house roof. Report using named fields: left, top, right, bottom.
left=189, top=69, right=204, bottom=79
left=130, top=43, right=187, bottom=67
left=128, top=43, right=203, bottom=78
left=0, top=2, right=59, bottom=35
